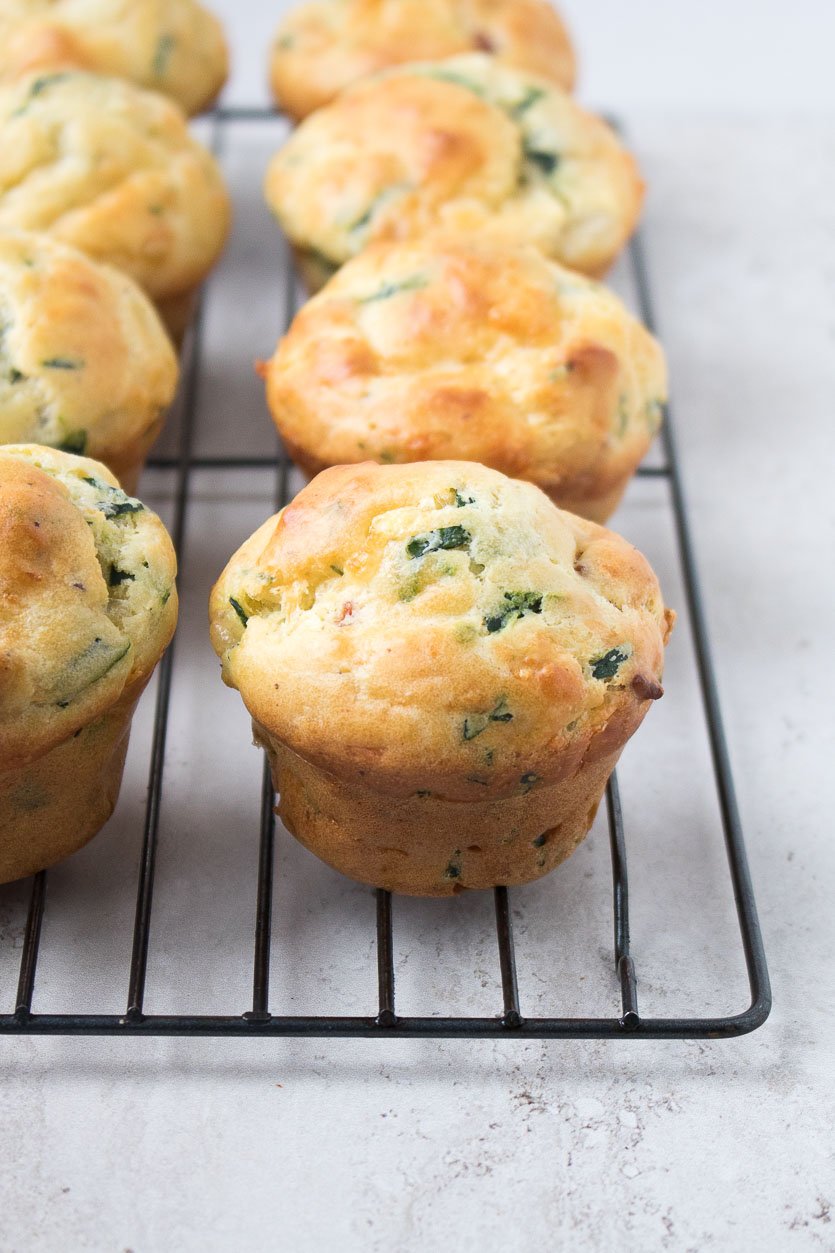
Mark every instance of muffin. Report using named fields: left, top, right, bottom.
left=0, top=0, right=228, bottom=116
left=263, top=237, right=666, bottom=523
left=264, top=54, right=643, bottom=290
left=270, top=0, right=575, bottom=122
left=0, top=70, right=231, bottom=339
left=210, top=461, right=674, bottom=896
left=0, top=444, right=177, bottom=883
left=0, top=232, right=178, bottom=494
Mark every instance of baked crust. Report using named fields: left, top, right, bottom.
left=0, top=70, right=231, bottom=303
left=0, top=672, right=148, bottom=882
left=0, top=0, right=228, bottom=116
left=264, top=237, right=666, bottom=522
left=0, top=445, right=177, bottom=771
left=0, top=232, right=178, bottom=487
left=270, top=0, right=575, bottom=121
left=258, top=731, right=621, bottom=895
left=0, top=444, right=177, bottom=881
left=210, top=461, right=673, bottom=894
left=265, top=54, right=643, bottom=281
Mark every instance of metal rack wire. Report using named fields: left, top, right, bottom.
left=0, top=106, right=771, bottom=1040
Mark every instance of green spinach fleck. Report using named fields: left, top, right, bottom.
left=591, top=647, right=630, bottom=681
left=489, top=697, right=513, bottom=723
left=443, top=853, right=462, bottom=880
left=512, top=86, right=546, bottom=115
left=646, top=398, right=664, bottom=433
left=349, top=204, right=374, bottom=233
left=54, top=636, right=131, bottom=707
left=28, top=73, right=68, bottom=98
left=407, top=525, right=470, bottom=559
left=524, top=146, right=560, bottom=176
left=484, top=591, right=543, bottom=633
left=454, top=489, right=475, bottom=507
left=359, top=274, right=428, bottom=304
left=462, top=697, right=513, bottom=741
left=617, top=394, right=629, bottom=438
left=229, top=597, right=249, bottom=627
left=152, top=34, right=176, bottom=79
left=12, top=73, right=70, bottom=116
left=42, top=357, right=84, bottom=370
left=82, top=477, right=144, bottom=519
left=102, top=499, right=143, bottom=519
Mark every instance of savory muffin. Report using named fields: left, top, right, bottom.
left=270, top=0, right=575, bottom=121
left=0, top=70, right=231, bottom=339
left=0, top=232, right=178, bottom=494
left=210, top=461, right=674, bottom=896
left=264, top=54, right=642, bottom=289
left=0, top=0, right=228, bottom=116
left=263, top=237, right=666, bottom=522
left=0, top=444, right=177, bottom=883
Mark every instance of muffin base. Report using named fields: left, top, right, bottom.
left=280, top=436, right=633, bottom=526
left=545, top=478, right=629, bottom=525
left=290, top=247, right=616, bottom=295
left=257, top=725, right=623, bottom=896
left=84, top=407, right=171, bottom=496
left=154, top=287, right=200, bottom=349
left=291, top=246, right=339, bottom=295
left=0, top=678, right=148, bottom=884
left=110, top=460, right=144, bottom=498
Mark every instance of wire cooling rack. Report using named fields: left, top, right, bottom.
left=0, top=106, right=771, bottom=1040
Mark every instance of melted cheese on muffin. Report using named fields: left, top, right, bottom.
left=0, top=232, right=177, bottom=481
left=0, top=0, right=228, bottom=115
left=211, top=461, right=672, bottom=799
left=264, top=237, right=666, bottom=520
left=270, top=0, right=575, bottom=120
left=265, top=54, right=643, bottom=281
left=0, top=71, right=230, bottom=302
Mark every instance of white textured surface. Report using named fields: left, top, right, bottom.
left=221, top=0, right=835, bottom=114
left=1, top=4, right=834, bottom=1250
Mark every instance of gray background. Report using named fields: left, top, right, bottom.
left=0, top=3, right=833, bottom=1250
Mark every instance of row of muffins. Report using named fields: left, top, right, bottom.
left=0, top=0, right=674, bottom=897
left=231, top=2, right=674, bottom=894
left=0, top=1, right=660, bottom=522
left=0, top=0, right=227, bottom=482
left=0, top=0, right=230, bottom=880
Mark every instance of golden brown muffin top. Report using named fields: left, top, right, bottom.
left=211, top=461, right=673, bottom=800
left=265, top=236, right=666, bottom=504
left=0, top=231, right=178, bottom=467
left=0, top=70, right=231, bottom=300
left=265, top=54, right=642, bottom=280
left=270, top=0, right=575, bottom=120
left=0, top=445, right=177, bottom=769
left=0, top=0, right=228, bottom=115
